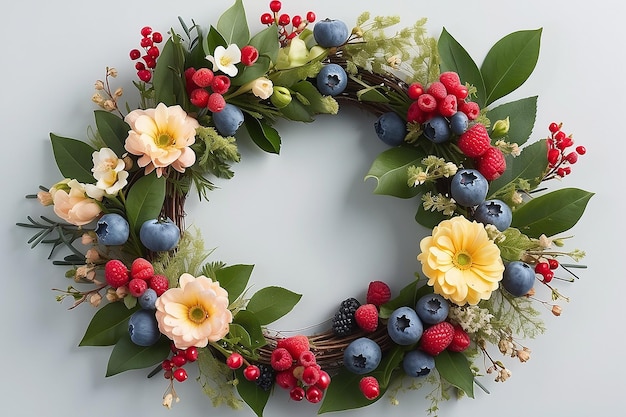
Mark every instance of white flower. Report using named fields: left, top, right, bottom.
left=91, top=148, right=129, bottom=195
left=206, top=44, right=241, bottom=77
left=249, top=77, right=273, bottom=99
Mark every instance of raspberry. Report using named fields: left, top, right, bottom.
left=477, top=146, right=506, bottom=181
left=359, top=376, right=380, bottom=400
left=448, top=325, right=471, bottom=352
left=331, top=298, right=361, bottom=336
left=457, top=123, right=491, bottom=158
left=275, top=369, right=298, bottom=389
left=355, top=304, right=379, bottom=332
left=438, top=94, right=458, bottom=117
left=191, top=67, right=214, bottom=88
left=277, top=335, right=310, bottom=359
left=149, top=274, right=169, bottom=296
left=190, top=88, right=210, bottom=107
left=406, top=101, right=430, bottom=124
left=416, top=93, right=437, bottom=112
left=438, top=71, right=461, bottom=91
left=270, top=347, right=294, bottom=371
left=104, top=259, right=129, bottom=288
left=131, top=257, right=154, bottom=280
left=419, top=321, right=455, bottom=356
left=298, top=350, right=316, bottom=367
left=426, top=81, right=447, bottom=100
left=452, top=84, right=469, bottom=100
left=366, top=281, right=391, bottom=306
left=128, top=278, right=148, bottom=297
left=302, top=365, right=320, bottom=386
left=459, top=101, right=480, bottom=120
left=255, top=364, right=275, bottom=391
left=207, top=92, right=226, bottom=112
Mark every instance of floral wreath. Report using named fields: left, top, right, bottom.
left=18, top=0, right=593, bottom=415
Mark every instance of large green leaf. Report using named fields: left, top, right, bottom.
left=248, top=23, right=279, bottom=65
left=438, top=28, right=485, bottom=107
left=79, top=302, right=137, bottom=346
left=485, top=96, right=537, bottom=146
left=481, top=29, right=542, bottom=105
left=488, top=139, right=548, bottom=198
left=203, top=26, right=228, bottom=56
left=94, top=110, right=129, bottom=156
left=232, top=310, right=266, bottom=349
left=214, top=264, right=254, bottom=304
left=511, top=188, right=594, bottom=238
left=217, top=0, right=249, bottom=46
left=152, top=35, right=187, bottom=107
left=232, top=56, right=271, bottom=86
left=243, top=114, right=281, bottom=153
left=124, top=173, right=166, bottom=234
left=246, top=286, right=301, bottom=325
left=50, top=134, right=96, bottom=183
left=365, top=147, right=425, bottom=198
left=236, top=367, right=271, bottom=417
left=435, top=350, right=475, bottom=398
left=106, top=335, right=171, bottom=376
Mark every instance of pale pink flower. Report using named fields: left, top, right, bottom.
left=52, top=179, right=102, bottom=226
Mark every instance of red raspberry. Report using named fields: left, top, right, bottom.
left=191, top=67, right=214, bottom=88
left=416, top=93, right=437, bottom=112
left=406, top=101, right=430, bottom=124
left=131, top=257, right=154, bottom=280
left=184, top=67, right=198, bottom=88
left=207, top=92, right=226, bottom=112
left=426, top=81, right=447, bottom=100
left=447, top=325, right=471, bottom=352
left=277, top=335, right=310, bottom=359
left=366, top=281, right=391, bottom=306
left=419, top=321, right=455, bottom=356
left=355, top=304, right=379, bottom=332
left=270, top=347, right=294, bottom=371
left=452, top=84, right=469, bottom=100
left=128, top=278, right=148, bottom=297
left=302, top=365, right=320, bottom=385
left=190, top=88, right=210, bottom=108
left=104, top=259, right=129, bottom=288
left=438, top=71, right=461, bottom=91
left=240, top=45, right=259, bottom=66
left=149, top=274, right=169, bottom=296
left=298, top=350, right=316, bottom=367
left=457, top=123, right=491, bottom=158
left=438, top=94, right=458, bottom=117
left=477, top=146, right=506, bottom=181
left=211, top=75, right=231, bottom=94
left=459, top=101, right=480, bottom=120
left=275, top=369, right=298, bottom=389
left=359, top=376, right=380, bottom=400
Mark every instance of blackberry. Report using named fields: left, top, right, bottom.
left=255, top=363, right=275, bottom=391
left=332, top=297, right=361, bottom=336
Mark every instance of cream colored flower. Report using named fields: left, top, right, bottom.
left=155, top=273, right=232, bottom=349
left=124, top=103, right=199, bottom=177
left=206, top=44, right=241, bottom=77
left=417, top=216, right=504, bottom=306
left=91, top=148, right=128, bottom=195
left=52, top=179, right=102, bottom=226
left=249, top=77, right=274, bottom=99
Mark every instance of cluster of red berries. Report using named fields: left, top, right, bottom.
left=546, top=122, right=585, bottom=179
left=457, top=123, right=507, bottom=181
left=406, top=72, right=479, bottom=124
left=129, top=26, right=163, bottom=83
left=104, top=257, right=169, bottom=297
left=260, top=1, right=316, bottom=46
left=535, top=258, right=559, bottom=283
left=162, top=344, right=199, bottom=383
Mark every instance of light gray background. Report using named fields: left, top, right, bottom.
left=2, top=0, right=621, bottom=416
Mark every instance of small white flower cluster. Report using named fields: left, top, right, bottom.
left=447, top=305, right=494, bottom=335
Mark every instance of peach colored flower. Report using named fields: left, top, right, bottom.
left=155, top=273, right=232, bottom=349
left=52, top=179, right=102, bottom=226
left=417, top=216, right=504, bottom=306
left=124, top=103, right=199, bottom=177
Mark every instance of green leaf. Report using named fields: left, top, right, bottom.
left=434, top=350, right=474, bottom=398
left=291, top=80, right=338, bottom=115
left=217, top=0, right=249, bottom=46
left=105, top=335, right=171, bottom=376
left=488, top=139, right=548, bottom=198
left=50, top=134, right=96, bottom=183
left=481, top=29, right=542, bottom=105
left=227, top=323, right=252, bottom=347
left=485, top=96, right=537, bottom=146
left=319, top=369, right=381, bottom=413
left=246, top=286, right=301, bottom=325
left=379, top=278, right=430, bottom=319
left=124, top=173, right=166, bottom=234
left=94, top=110, right=129, bottom=156
left=215, top=264, right=254, bottom=304
left=233, top=310, right=266, bottom=349
left=204, top=26, right=227, bottom=55
left=497, top=227, right=537, bottom=261
left=269, top=61, right=323, bottom=88
left=510, top=188, right=594, bottom=238
left=438, top=28, right=485, bottom=107
left=365, top=147, right=425, bottom=198
left=236, top=367, right=270, bottom=417
left=152, top=35, right=187, bottom=107
left=415, top=201, right=448, bottom=229
left=232, top=56, right=271, bottom=86
left=243, top=114, right=281, bottom=153
left=248, top=24, right=279, bottom=65
left=79, top=302, right=137, bottom=346
left=277, top=95, right=315, bottom=122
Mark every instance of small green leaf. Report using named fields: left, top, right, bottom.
left=246, top=286, right=301, bottom=325
left=233, top=310, right=266, bottom=349
left=232, top=56, right=271, bottom=86
left=415, top=201, right=448, bottom=229
left=497, top=227, right=536, bottom=261
left=94, top=110, right=129, bottom=156
left=481, top=29, right=542, bottom=105
left=243, top=114, right=281, bottom=153
left=488, top=139, right=548, bottom=198
left=125, top=173, right=166, bottom=234
left=485, top=96, right=537, bottom=146
left=50, top=134, right=96, bottom=183
left=319, top=369, right=381, bottom=413
left=291, top=81, right=338, bottom=115
left=236, top=367, right=270, bottom=417
left=511, top=188, right=594, bottom=238
left=214, top=264, right=254, bottom=304
left=365, top=147, right=425, bottom=198
left=79, top=302, right=137, bottom=347
left=105, top=335, right=171, bottom=376
left=227, top=323, right=252, bottom=347
left=435, top=350, right=474, bottom=398
left=217, top=0, right=249, bottom=46
left=379, top=278, right=430, bottom=319
left=204, top=26, right=227, bottom=55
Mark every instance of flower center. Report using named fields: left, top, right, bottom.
left=156, top=132, right=175, bottom=147
left=188, top=305, right=208, bottom=324
left=454, top=251, right=473, bottom=270
left=220, top=55, right=233, bottom=67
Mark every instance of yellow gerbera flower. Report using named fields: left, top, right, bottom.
left=417, top=216, right=504, bottom=306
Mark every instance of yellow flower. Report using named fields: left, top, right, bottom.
left=155, top=273, right=232, bottom=349
left=124, top=103, right=199, bottom=178
left=417, top=216, right=504, bottom=306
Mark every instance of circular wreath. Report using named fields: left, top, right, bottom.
left=18, top=0, right=593, bottom=415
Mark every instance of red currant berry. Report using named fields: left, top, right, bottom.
left=226, top=352, right=244, bottom=370
left=292, top=15, right=302, bottom=28
left=171, top=354, right=187, bottom=368
left=147, top=46, right=160, bottom=59
left=359, top=376, right=380, bottom=400
left=547, top=148, right=560, bottom=166
left=260, top=13, right=274, bottom=25
left=140, top=26, right=152, bottom=37
left=305, top=386, right=323, bottom=403
left=171, top=343, right=181, bottom=354
left=576, top=145, right=586, bottom=155
left=542, top=270, right=554, bottom=283
left=269, top=1, right=282, bottom=12
left=306, top=11, right=316, bottom=23
left=535, top=262, right=550, bottom=275
left=140, top=37, right=153, bottom=48
left=185, top=346, right=199, bottom=362
left=163, top=369, right=173, bottom=379
left=548, top=259, right=559, bottom=270
left=407, top=82, right=423, bottom=100
left=556, top=167, right=567, bottom=177
left=278, top=14, right=290, bottom=26
left=135, top=62, right=146, bottom=71
left=129, top=49, right=141, bottom=60
left=315, top=370, right=331, bottom=390
left=243, top=365, right=261, bottom=381
left=152, top=32, right=163, bottom=43
left=548, top=122, right=560, bottom=133
left=554, top=130, right=566, bottom=141
left=564, top=152, right=578, bottom=164
left=162, top=359, right=174, bottom=371
left=143, top=57, right=157, bottom=69
left=290, top=386, right=305, bottom=401
left=173, top=368, right=188, bottom=382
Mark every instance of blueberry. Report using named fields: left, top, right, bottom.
left=342, top=337, right=382, bottom=374
left=415, top=293, right=449, bottom=325
left=95, top=213, right=129, bottom=246
left=139, top=217, right=180, bottom=252
left=138, top=288, right=158, bottom=310
left=502, top=261, right=535, bottom=297
left=473, top=199, right=512, bottom=231
left=128, top=309, right=161, bottom=346
left=386, top=307, right=423, bottom=346
left=450, top=169, right=489, bottom=207
left=374, top=112, right=406, bottom=146
left=316, top=63, right=348, bottom=96
left=313, top=18, right=350, bottom=48
left=213, top=103, right=244, bottom=136
left=402, top=350, right=435, bottom=377
left=449, top=111, right=469, bottom=135
left=423, top=116, right=451, bottom=143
